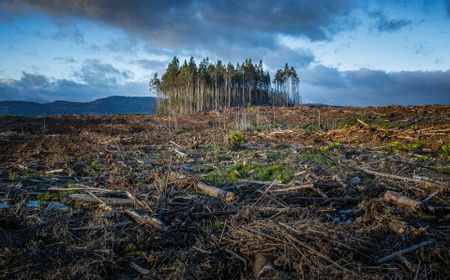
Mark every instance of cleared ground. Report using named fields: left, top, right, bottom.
left=0, top=105, right=449, bottom=279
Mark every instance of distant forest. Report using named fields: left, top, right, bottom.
left=150, top=57, right=300, bottom=114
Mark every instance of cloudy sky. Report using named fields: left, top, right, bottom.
left=0, top=0, right=449, bottom=106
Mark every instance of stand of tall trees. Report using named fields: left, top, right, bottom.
left=150, top=57, right=300, bottom=114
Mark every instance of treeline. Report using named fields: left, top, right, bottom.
left=149, top=57, right=300, bottom=114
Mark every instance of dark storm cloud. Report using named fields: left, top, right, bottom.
left=35, top=27, right=85, bottom=44
left=302, top=66, right=450, bottom=106
left=368, top=10, right=411, bottom=32
left=3, top=0, right=356, bottom=49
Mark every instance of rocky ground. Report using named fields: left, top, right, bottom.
left=0, top=105, right=449, bottom=279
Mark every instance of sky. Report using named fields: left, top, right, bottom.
left=0, top=0, right=449, bottom=106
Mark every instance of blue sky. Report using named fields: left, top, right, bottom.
left=0, top=0, right=449, bottom=106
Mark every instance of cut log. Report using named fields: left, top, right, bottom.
left=196, top=181, right=235, bottom=203
left=125, top=209, right=164, bottom=229
left=383, top=191, right=420, bottom=210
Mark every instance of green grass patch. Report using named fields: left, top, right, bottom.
left=298, top=149, right=335, bottom=167
left=8, top=171, right=19, bottom=182
left=37, top=189, right=79, bottom=204
left=319, top=141, right=342, bottom=153
left=89, top=159, right=102, bottom=171
left=436, top=165, right=450, bottom=175
left=229, top=131, right=245, bottom=146
left=438, top=140, right=450, bottom=159
left=387, top=141, right=424, bottom=154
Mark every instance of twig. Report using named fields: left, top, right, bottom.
left=422, top=190, right=440, bottom=204
left=375, top=240, right=435, bottom=264
left=169, top=140, right=183, bottom=149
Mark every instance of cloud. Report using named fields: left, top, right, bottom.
left=301, top=66, right=450, bottom=106
left=35, top=27, right=85, bottom=44
left=0, top=71, right=148, bottom=103
left=53, top=56, right=77, bottom=63
left=2, top=65, right=449, bottom=106
left=446, top=0, right=450, bottom=15
left=131, top=59, right=168, bottom=70
left=263, top=47, right=315, bottom=70
left=368, top=10, right=411, bottom=32
left=4, top=0, right=356, bottom=50
left=75, top=59, right=133, bottom=87
left=0, top=59, right=146, bottom=102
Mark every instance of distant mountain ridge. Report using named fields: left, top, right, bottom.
left=0, top=96, right=156, bottom=116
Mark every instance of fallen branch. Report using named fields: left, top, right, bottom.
left=129, top=261, right=150, bottom=275
left=375, top=240, right=435, bottom=264
left=125, top=209, right=165, bottom=229
left=357, top=119, right=369, bottom=127
left=169, top=140, right=183, bottom=149
left=68, top=193, right=135, bottom=206
left=357, top=167, right=437, bottom=185
left=238, top=179, right=288, bottom=187
left=270, top=183, right=315, bottom=193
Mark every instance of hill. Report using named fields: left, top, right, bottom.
left=0, top=96, right=156, bottom=116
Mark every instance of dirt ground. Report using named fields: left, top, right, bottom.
left=0, top=105, right=449, bottom=279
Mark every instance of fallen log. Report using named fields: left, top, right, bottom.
left=170, top=172, right=236, bottom=202
left=125, top=209, right=165, bottom=229
left=383, top=191, right=421, bottom=210
left=196, top=181, right=236, bottom=203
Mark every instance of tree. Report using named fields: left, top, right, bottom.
left=150, top=57, right=301, bottom=114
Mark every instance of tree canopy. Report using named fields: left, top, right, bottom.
left=150, top=57, right=300, bottom=114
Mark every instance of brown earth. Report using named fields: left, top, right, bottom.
left=0, top=105, right=449, bottom=279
